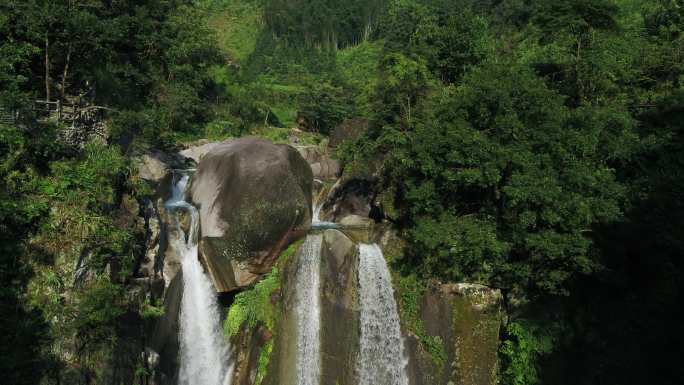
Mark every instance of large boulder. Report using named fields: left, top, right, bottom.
left=190, top=138, right=313, bottom=292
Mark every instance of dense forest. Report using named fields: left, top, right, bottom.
left=1, top=0, right=682, bottom=384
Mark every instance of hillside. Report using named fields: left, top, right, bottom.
left=1, top=1, right=683, bottom=385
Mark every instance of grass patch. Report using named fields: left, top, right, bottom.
left=203, top=0, right=262, bottom=62
left=270, top=104, right=298, bottom=128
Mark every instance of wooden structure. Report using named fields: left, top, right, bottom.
left=0, top=107, right=18, bottom=125
left=33, top=99, right=110, bottom=146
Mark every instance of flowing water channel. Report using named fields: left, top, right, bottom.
left=293, top=204, right=323, bottom=385
left=166, top=172, right=234, bottom=385
left=357, top=243, right=409, bottom=385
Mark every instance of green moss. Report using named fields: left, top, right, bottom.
left=255, top=339, right=273, bottom=385
left=394, top=274, right=447, bottom=369
left=277, top=239, right=303, bottom=268
left=451, top=291, right=503, bottom=385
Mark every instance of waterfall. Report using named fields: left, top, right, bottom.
left=166, top=173, right=234, bottom=385
left=293, top=205, right=323, bottom=385
left=357, top=243, right=409, bottom=385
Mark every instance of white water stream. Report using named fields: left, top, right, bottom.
left=293, top=204, right=323, bottom=385
left=357, top=243, right=409, bottom=385
left=166, top=173, right=234, bottom=385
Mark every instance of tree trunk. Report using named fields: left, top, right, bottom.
left=61, top=45, right=72, bottom=103
left=45, top=33, right=51, bottom=101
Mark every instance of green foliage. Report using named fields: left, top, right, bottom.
left=225, top=267, right=280, bottom=336
left=255, top=340, right=273, bottom=385
left=2, top=1, right=684, bottom=384
left=337, top=40, right=383, bottom=115
left=139, top=298, right=165, bottom=320
left=337, top=2, right=684, bottom=381
left=263, top=0, right=386, bottom=48
left=1, top=119, right=144, bottom=382
left=357, top=62, right=626, bottom=295
left=499, top=321, right=556, bottom=385
left=71, top=277, right=126, bottom=340
left=204, top=0, right=262, bottom=61
left=298, top=81, right=354, bottom=134
left=381, top=0, right=492, bottom=82
left=410, top=214, right=508, bottom=284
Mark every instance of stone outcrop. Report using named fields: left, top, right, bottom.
left=190, top=138, right=313, bottom=292
left=338, top=214, right=374, bottom=243
left=294, top=145, right=340, bottom=181
left=262, top=239, right=313, bottom=385
left=319, top=230, right=360, bottom=385
left=136, top=144, right=502, bottom=385
left=230, top=213, right=503, bottom=385
left=319, top=177, right=377, bottom=222
left=262, top=229, right=360, bottom=385
left=178, top=140, right=221, bottom=163
left=406, top=283, right=503, bottom=385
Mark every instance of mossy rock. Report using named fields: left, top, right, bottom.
left=190, top=138, right=313, bottom=292
left=400, top=281, right=503, bottom=385
left=420, top=283, right=503, bottom=385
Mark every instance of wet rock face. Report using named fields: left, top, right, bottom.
left=135, top=150, right=193, bottom=187
left=190, top=138, right=313, bottom=292
left=262, top=230, right=360, bottom=385
left=150, top=270, right=183, bottom=385
left=319, top=230, right=360, bottom=385
left=231, top=324, right=271, bottom=385
left=407, top=283, right=503, bottom=385
left=227, top=217, right=502, bottom=385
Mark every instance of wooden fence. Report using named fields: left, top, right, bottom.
left=0, top=107, right=18, bottom=125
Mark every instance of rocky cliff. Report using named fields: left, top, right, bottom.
left=134, top=138, right=504, bottom=385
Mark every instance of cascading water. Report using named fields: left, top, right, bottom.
left=293, top=205, right=323, bottom=385
left=357, top=243, right=409, bottom=385
left=166, top=172, right=234, bottom=385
